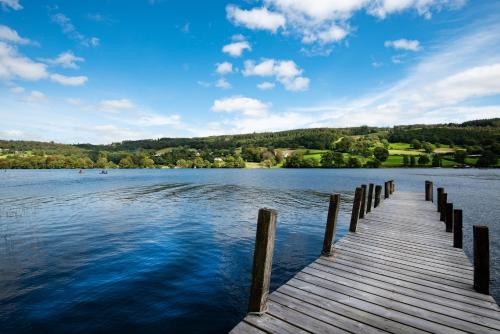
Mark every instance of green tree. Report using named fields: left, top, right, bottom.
left=320, top=151, right=335, bottom=167
left=410, top=155, right=416, bottom=166
left=403, top=155, right=410, bottom=166
left=373, top=147, right=389, bottom=162
left=454, top=150, right=467, bottom=164
left=119, top=156, right=135, bottom=168
left=432, top=155, right=442, bottom=167
left=333, top=152, right=345, bottom=167
left=411, top=139, right=422, bottom=150
left=418, top=155, right=430, bottom=166
left=476, top=151, right=498, bottom=167
left=347, top=156, right=362, bottom=168
left=335, top=137, right=353, bottom=153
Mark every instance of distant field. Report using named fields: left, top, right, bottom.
left=388, top=149, right=423, bottom=156
left=382, top=155, right=404, bottom=167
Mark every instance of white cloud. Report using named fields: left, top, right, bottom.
left=137, top=114, right=181, bottom=126
left=222, top=40, right=251, bottom=57
left=42, top=50, right=84, bottom=69
left=257, top=81, right=275, bottom=90
left=0, top=0, right=22, bottom=10
left=66, top=98, right=83, bottom=106
left=281, top=76, right=310, bottom=92
left=50, top=12, right=99, bottom=47
left=211, top=96, right=270, bottom=117
left=197, top=80, right=211, bottom=88
left=243, top=58, right=310, bottom=91
left=0, top=25, right=30, bottom=44
left=0, top=42, right=48, bottom=81
left=227, top=0, right=464, bottom=50
left=77, top=124, right=143, bottom=142
left=24, top=90, right=46, bottom=103
left=385, top=39, right=421, bottom=51
left=215, top=78, right=232, bottom=89
left=0, top=129, right=24, bottom=138
left=226, top=5, right=285, bottom=32
left=215, top=61, right=233, bottom=75
left=50, top=73, right=88, bottom=86
left=99, top=99, right=135, bottom=112
left=10, top=85, right=24, bottom=93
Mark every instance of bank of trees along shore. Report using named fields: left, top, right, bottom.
left=0, top=119, right=498, bottom=169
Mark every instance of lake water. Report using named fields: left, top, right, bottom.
left=0, top=169, right=499, bottom=333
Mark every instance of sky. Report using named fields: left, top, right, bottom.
left=1, top=0, right=500, bottom=144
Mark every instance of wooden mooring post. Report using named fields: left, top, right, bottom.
left=374, top=185, right=382, bottom=208
left=366, top=183, right=374, bottom=213
left=437, top=187, right=444, bottom=212
left=359, top=184, right=367, bottom=219
left=384, top=181, right=390, bottom=199
left=248, top=208, right=277, bottom=314
left=453, top=209, right=463, bottom=248
left=349, top=187, right=363, bottom=232
left=390, top=180, right=395, bottom=194
left=445, top=202, right=453, bottom=232
left=322, top=194, right=340, bottom=256
left=440, top=193, right=447, bottom=222
left=425, top=181, right=433, bottom=201
left=473, top=225, right=490, bottom=294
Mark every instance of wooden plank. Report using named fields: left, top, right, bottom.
left=313, top=258, right=500, bottom=311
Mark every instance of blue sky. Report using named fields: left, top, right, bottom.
left=1, top=0, right=500, bottom=144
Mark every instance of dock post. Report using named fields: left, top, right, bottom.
left=437, top=187, right=444, bottom=212
left=322, top=194, right=340, bottom=256
left=359, top=184, right=367, bottom=219
left=384, top=182, right=389, bottom=199
left=349, top=187, right=363, bottom=232
left=366, top=183, right=374, bottom=213
left=453, top=209, right=463, bottom=248
left=445, top=203, right=453, bottom=232
left=440, top=193, right=447, bottom=222
left=248, top=208, right=278, bottom=314
left=374, top=185, right=382, bottom=208
left=425, top=181, right=433, bottom=201
left=473, top=226, right=490, bottom=294
left=390, top=180, right=395, bottom=194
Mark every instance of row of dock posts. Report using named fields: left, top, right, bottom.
left=425, top=180, right=490, bottom=294
left=246, top=179, right=492, bottom=315
left=247, top=179, right=395, bottom=314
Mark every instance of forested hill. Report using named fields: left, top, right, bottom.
left=0, top=118, right=499, bottom=169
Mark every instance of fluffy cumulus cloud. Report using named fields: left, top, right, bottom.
left=215, top=78, right=232, bottom=89
left=211, top=96, right=270, bottom=117
left=50, top=73, right=88, bottom=86
left=243, top=58, right=310, bottom=91
left=385, top=39, right=421, bottom=51
left=0, top=0, right=22, bottom=10
left=227, top=0, right=465, bottom=49
left=226, top=5, right=285, bottom=32
left=0, top=25, right=30, bottom=44
left=215, top=61, right=233, bottom=75
left=99, top=99, right=135, bottom=112
left=0, top=42, right=48, bottom=81
left=257, top=81, right=275, bottom=90
left=222, top=35, right=252, bottom=57
left=41, top=50, right=84, bottom=69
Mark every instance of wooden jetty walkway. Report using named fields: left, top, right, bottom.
left=231, top=181, right=500, bottom=333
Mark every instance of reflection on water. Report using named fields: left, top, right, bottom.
left=0, top=169, right=499, bottom=333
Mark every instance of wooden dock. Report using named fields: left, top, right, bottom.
left=231, top=186, right=500, bottom=333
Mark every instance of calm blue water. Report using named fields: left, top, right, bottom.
left=0, top=169, right=499, bottom=333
